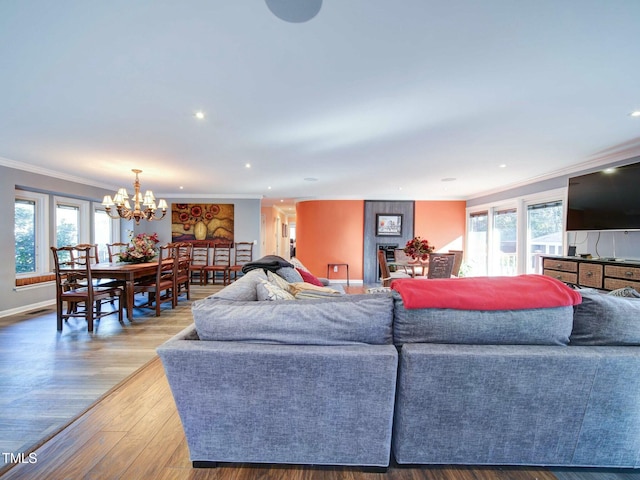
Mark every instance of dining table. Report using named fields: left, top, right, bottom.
left=89, top=261, right=168, bottom=320
left=388, top=260, right=428, bottom=278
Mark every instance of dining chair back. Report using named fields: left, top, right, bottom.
left=51, top=245, right=124, bottom=332
left=170, top=242, right=192, bottom=306
left=72, top=244, right=100, bottom=265
left=448, top=250, right=464, bottom=277
left=427, top=253, right=456, bottom=279
left=107, top=242, right=129, bottom=262
left=189, top=241, right=211, bottom=285
left=133, top=244, right=176, bottom=316
left=229, top=242, right=254, bottom=282
left=204, top=243, right=232, bottom=285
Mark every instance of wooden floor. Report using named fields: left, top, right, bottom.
left=0, top=283, right=223, bottom=472
left=1, top=282, right=639, bottom=479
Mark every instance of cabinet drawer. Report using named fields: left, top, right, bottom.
left=604, top=265, right=640, bottom=282
left=578, top=263, right=603, bottom=288
left=543, top=269, right=577, bottom=284
left=604, top=277, right=640, bottom=293
left=543, top=259, right=578, bottom=272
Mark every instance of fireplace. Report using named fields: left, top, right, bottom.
left=377, top=243, right=398, bottom=278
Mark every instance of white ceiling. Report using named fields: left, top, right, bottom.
left=1, top=1, right=640, bottom=209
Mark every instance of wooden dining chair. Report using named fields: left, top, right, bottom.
left=107, top=242, right=129, bottom=262
left=448, top=250, right=464, bottom=277
left=378, top=249, right=411, bottom=287
left=427, top=253, right=456, bottom=279
left=189, top=241, right=211, bottom=285
left=170, top=242, right=192, bottom=306
left=133, top=245, right=176, bottom=316
left=51, top=245, right=124, bottom=332
left=228, top=242, right=254, bottom=282
left=203, top=243, right=232, bottom=285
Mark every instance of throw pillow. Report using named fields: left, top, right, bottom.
left=210, top=268, right=268, bottom=301
left=256, top=279, right=295, bottom=301
left=288, top=282, right=341, bottom=299
left=266, top=270, right=292, bottom=291
left=571, top=289, right=640, bottom=345
left=296, top=267, right=324, bottom=287
left=275, top=266, right=304, bottom=283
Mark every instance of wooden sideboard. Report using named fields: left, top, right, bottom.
left=541, top=256, right=640, bottom=292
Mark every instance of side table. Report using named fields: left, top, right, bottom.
left=327, top=263, right=349, bottom=286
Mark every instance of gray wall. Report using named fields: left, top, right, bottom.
left=1, top=164, right=261, bottom=316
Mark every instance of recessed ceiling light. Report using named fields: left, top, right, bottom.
left=194, top=111, right=205, bottom=120
left=267, top=186, right=272, bottom=190
left=245, top=163, right=251, bottom=168
left=631, top=111, right=640, bottom=117
left=179, top=186, right=184, bottom=190
left=603, top=167, right=616, bottom=174
left=499, top=164, right=507, bottom=168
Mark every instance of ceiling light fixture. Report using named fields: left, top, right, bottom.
left=194, top=111, right=205, bottom=120
left=102, top=169, right=168, bottom=225
left=631, top=111, right=640, bottom=117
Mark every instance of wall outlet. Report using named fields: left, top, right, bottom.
left=334, top=265, right=338, bottom=272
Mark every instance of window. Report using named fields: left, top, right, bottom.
left=492, top=208, right=517, bottom=275
left=94, top=206, right=119, bottom=262
left=54, top=197, right=89, bottom=247
left=526, top=201, right=563, bottom=273
left=15, top=190, right=49, bottom=276
left=15, top=199, right=36, bottom=274
left=467, top=211, right=488, bottom=276
left=466, top=189, right=564, bottom=277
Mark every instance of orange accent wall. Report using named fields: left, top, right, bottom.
left=296, top=200, right=364, bottom=280
left=414, top=201, right=466, bottom=252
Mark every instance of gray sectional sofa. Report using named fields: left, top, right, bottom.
left=157, top=268, right=640, bottom=469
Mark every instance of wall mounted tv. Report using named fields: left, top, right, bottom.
left=566, top=160, right=640, bottom=231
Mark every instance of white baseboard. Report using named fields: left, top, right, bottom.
left=0, top=300, right=55, bottom=319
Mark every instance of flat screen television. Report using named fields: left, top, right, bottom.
left=566, top=160, right=640, bottom=231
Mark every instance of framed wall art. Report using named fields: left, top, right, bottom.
left=376, top=214, right=402, bottom=236
left=171, top=203, right=234, bottom=243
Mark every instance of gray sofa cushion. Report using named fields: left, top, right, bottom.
left=570, top=289, right=640, bottom=346
left=393, top=292, right=573, bottom=346
left=209, top=269, right=268, bottom=301
left=193, top=294, right=393, bottom=345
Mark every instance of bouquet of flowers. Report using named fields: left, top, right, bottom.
left=403, top=236, right=434, bottom=261
left=119, top=232, right=160, bottom=263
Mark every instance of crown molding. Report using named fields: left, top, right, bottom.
left=0, top=157, right=115, bottom=191
left=465, top=151, right=640, bottom=201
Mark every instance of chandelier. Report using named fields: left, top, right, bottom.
left=102, top=169, right=168, bottom=224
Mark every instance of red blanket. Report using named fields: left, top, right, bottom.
left=391, top=275, right=582, bottom=310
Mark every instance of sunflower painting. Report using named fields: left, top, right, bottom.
left=171, top=203, right=234, bottom=243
